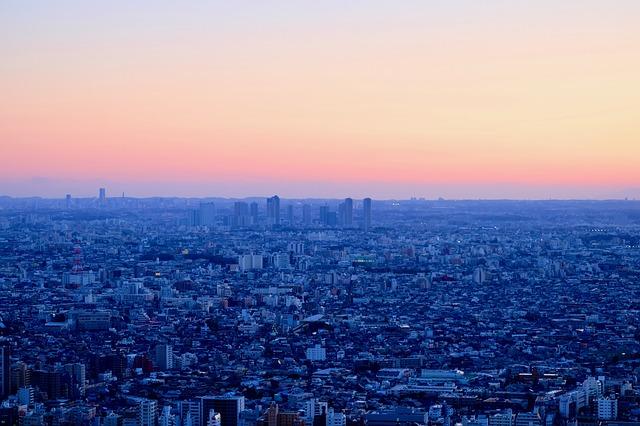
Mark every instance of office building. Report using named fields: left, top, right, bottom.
left=597, top=398, right=618, bottom=420
left=140, top=399, right=158, bottom=426
left=199, top=202, right=216, bottom=227
left=286, top=205, right=294, bottom=225
left=155, top=344, right=174, bottom=370
left=233, top=202, right=250, bottom=227
left=238, top=254, right=263, bottom=272
left=0, top=346, right=10, bottom=399
left=64, top=363, right=86, bottom=397
left=302, top=204, right=312, bottom=226
left=363, top=197, right=372, bottom=231
left=343, top=198, right=353, bottom=226
left=250, top=202, right=259, bottom=224
left=267, top=196, right=280, bottom=226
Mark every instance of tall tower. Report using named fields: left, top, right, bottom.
left=99, top=188, right=106, bottom=206
left=363, top=198, right=372, bottom=232
left=233, top=202, right=249, bottom=227
left=343, top=198, right=353, bottom=227
left=267, top=196, right=280, bottom=226
left=287, top=205, right=294, bottom=225
left=0, top=346, right=10, bottom=399
left=250, top=202, right=259, bottom=225
left=302, top=204, right=312, bottom=226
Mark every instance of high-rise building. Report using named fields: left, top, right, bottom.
left=249, top=202, right=259, bottom=224
left=319, top=206, right=329, bottom=225
left=343, top=198, right=353, bottom=226
left=17, top=387, right=35, bottom=406
left=99, top=188, right=106, bottom=204
left=302, top=205, right=312, bottom=226
left=139, top=399, right=158, bottom=426
left=199, top=203, right=216, bottom=227
left=200, top=396, right=245, bottom=426
left=304, top=399, right=328, bottom=426
left=159, top=406, right=177, bottom=426
left=363, top=198, right=372, bottom=231
left=233, top=202, right=250, bottom=227
left=266, top=196, right=280, bottom=226
left=286, top=205, right=294, bottom=225
left=597, top=398, right=618, bottom=420
left=238, top=254, right=264, bottom=272
left=65, top=194, right=72, bottom=209
left=63, top=363, right=86, bottom=397
left=11, top=361, right=30, bottom=393
left=155, top=344, right=174, bottom=370
left=0, top=346, right=10, bottom=399
left=31, top=369, right=65, bottom=400
left=180, top=400, right=202, bottom=426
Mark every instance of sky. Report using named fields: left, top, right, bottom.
left=1, top=1, right=639, bottom=199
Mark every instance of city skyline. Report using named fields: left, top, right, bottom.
left=3, top=3, right=640, bottom=426
left=2, top=1, right=640, bottom=199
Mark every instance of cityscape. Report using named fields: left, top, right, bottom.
left=2, top=2, right=640, bottom=426
left=1, top=192, right=640, bottom=426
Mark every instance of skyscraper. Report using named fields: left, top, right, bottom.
left=199, top=202, right=216, bottom=227
left=155, top=344, right=174, bottom=370
left=139, top=399, right=158, bottom=426
left=319, top=205, right=329, bottom=225
left=250, top=202, right=259, bottom=225
left=0, top=346, right=9, bottom=399
left=286, top=205, right=294, bottom=225
left=343, top=198, right=353, bottom=227
left=302, top=204, right=312, bottom=226
left=99, top=187, right=106, bottom=203
left=266, top=196, right=280, bottom=226
left=233, top=202, right=250, bottom=227
left=363, top=198, right=372, bottom=231
left=63, top=363, right=86, bottom=397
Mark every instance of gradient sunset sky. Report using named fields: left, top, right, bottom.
left=1, top=1, right=639, bottom=199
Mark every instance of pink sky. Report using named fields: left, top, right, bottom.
left=1, top=1, right=639, bottom=198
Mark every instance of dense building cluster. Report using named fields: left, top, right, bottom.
left=1, top=194, right=640, bottom=426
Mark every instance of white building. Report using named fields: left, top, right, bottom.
left=139, top=399, right=158, bottom=426
left=239, top=254, right=263, bottom=272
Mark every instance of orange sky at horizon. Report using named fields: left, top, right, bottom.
left=1, top=1, right=639, bottom=197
